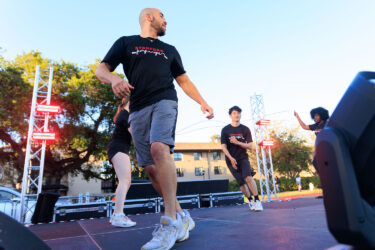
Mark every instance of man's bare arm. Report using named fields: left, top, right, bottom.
left=238, top=141, right=253, bottom=150
left=229, top=137, right=253, bottom=150
left=221, top=144, right=237, bottom=169
left=95, top=62, right=134, bottom=98
left=175, top=73, right=214, bottom=119
left=221, top=144, right=232, bottom=159
left=96, top=62, right=116, bottom=84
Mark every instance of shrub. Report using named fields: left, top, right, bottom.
left=228, top=176, right=321, bottom=193
left=301, top=175, right=321, bottom=190
left=228, top=180, right=240, bottom=192
left=228, top=179, right=261, bottom=193
left=279, top=177, right=298, bottom=191
left=279, top=176, right=321, bottom=191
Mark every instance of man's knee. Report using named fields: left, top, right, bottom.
left=237, top=179, right=246, bottom=186
left=245, top=176, right=253, bottom=183
left=150, top=142, right=169, bottom=159
left=144, top=165, right=157, bottom=179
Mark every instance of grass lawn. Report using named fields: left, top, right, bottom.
left=263, top=188, right=323, bottom=201
left=243, top=189, right=323, bottom=202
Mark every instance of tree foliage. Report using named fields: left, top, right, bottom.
left=270, top=128, right=313, bottom=178
left=0, top=51, right=144, bottom=185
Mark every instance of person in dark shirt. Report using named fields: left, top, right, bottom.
left=95, top=8, right=213, bottom=250
left=221, top=106, right=263, bottom=212
left=107, top=97, right=136, bottom=228
left=294, top=107, right=329, bottom=135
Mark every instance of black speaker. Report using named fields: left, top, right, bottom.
left=314, top=71, right=375, bottom=248
left=31, top=192, right=60, bottom=224
left=126, top=179, right=229, bottom=199
left=0, top=211, right=50, bottom=249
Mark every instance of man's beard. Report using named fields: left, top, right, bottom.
left=157, top=27, right=166, bottom=36
left=151, top=21, right=166, bottom=36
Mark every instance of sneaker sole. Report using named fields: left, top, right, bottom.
left=141, top=245, right=174, bottom=250
left=188, top=221, right=195, bottom=231
left=141, top=236, right=177, bottom=250
left=176, top=230, right=189, bottom=243
left=176, top=220, right=190, bottom=243
left=111, top=222, right=137, bottom=228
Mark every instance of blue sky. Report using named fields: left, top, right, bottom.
left=1, top=0, right=375, bottom=142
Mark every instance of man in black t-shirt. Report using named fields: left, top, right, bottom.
left=294, top=107, right=329, bottom=135
left=96, top=8, right=214, bottom=250
left=221, top=106, right=263, bottom=212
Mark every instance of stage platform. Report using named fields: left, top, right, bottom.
left=29, top=198, right=338, bottom=250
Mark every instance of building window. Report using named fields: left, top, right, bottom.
left=174, top=152, right=183, bottom=161
left=194, top=152, right=202, bottom=160
left=176, top=168, right=184, bottom=177
left=213, top=151, right=221, bottom=161
left=195, top=167, right=204, bottom=176
left=214, top=166, right=224, bottom=175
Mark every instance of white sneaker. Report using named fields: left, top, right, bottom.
left=141, top=216, right=179, bottom=250
left=254, top=200, right=263, bottom=212
left=183, top=209, right=195, bottom=231
left=249, top=200, right=256, bottom=211
left=176, top=213, right=189, bottom=242
left=111, top=213, right=136, bottom=227
left=109, top=213, right=118, bottom=223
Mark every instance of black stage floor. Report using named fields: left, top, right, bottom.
left=30, top=198, right=338, bottom=250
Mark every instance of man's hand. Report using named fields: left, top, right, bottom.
left=229, top=136, right=239, bottom=145
left=230, top=157, right=237, bottom=170
left=294, top=111, right=299, bottom=117
left=111, top=78, right=134, bottom=98
left=201, top=102, right=214, bottom=119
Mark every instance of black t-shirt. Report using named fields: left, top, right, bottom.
left=102, top=35, right=186, bottom=112
left=309, top=120, right=327, bottom=135
left=221, top=124, right=253, bottom=160
left=111, top=109, right=131, bottom=146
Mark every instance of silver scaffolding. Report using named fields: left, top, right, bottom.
left=19, top=65, right=54, bottom=222
left=250, top=93, right=277, bottom=201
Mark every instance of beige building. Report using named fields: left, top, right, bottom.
left=67, top=142, right=235, bottom=195
left=172, top=142, right=234, bottom=182
left=66, top=142, right=234, bottom=195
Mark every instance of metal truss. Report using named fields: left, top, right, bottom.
left=19, top=65, right=54, bottom=222
left=250, top=93, right=277, bottom=201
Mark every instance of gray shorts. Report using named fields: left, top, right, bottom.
left=129, top=99, right=178, bottom=167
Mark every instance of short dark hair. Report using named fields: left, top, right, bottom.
left=229, top=106, right=242, bottom=115
left=310, top=107, right=329, bottom=121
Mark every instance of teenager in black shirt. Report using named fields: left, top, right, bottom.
left=221, top=106, right=263, bottom=212
left=96, top=8, right=214, bottom=250
left=294, top=107, right=329, bottom=135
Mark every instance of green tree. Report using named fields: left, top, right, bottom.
left=270, top=128, right=313, bottom=178
left=0, top=60, right=31, bottom=185
left=0, top=51, right=145, bottom=186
